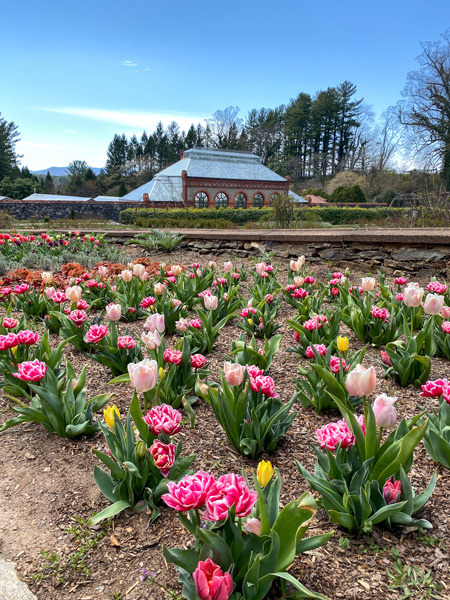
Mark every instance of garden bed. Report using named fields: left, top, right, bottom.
left=0, top=250, right=449, bottom=600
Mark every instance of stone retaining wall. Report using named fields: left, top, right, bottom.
left=178, top=237, right=450, bottom=277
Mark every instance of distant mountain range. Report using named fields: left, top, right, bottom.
left=30, top=166, right=103, bottom=176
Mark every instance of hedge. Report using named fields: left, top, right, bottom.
left=119, top=206, right=404, bottom=227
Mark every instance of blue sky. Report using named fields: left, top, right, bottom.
left=1, top=0, right=448, bottom=170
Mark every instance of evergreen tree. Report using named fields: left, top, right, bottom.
left=0, top=113, right=20, bottom=181
left=44, top=171, right=55, bottom=194
left=105, top=134, right=128, bottom=173
left=118, top=181, right=128, bottom=197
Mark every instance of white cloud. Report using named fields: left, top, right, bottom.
left=19, top=142, right=74, bottom=149
left=121, top=60, right=138, bottom=67
left=43, top=107, right=206, bottom=132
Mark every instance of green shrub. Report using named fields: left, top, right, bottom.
left=120, top=207, right=269, bottom=226
left=330, top=185, right=366, bottom=203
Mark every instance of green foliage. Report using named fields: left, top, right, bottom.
left=295, top=343, right=367, bottom=413
left=422, top=396, right=450, bottom=468
left=387, top=559, right=444, bottom=599
left=330, top=185, right=366, bottom=203
left=0, top=176, right=42, bottom=199
left=381, top=318, right=435, bottom=387
left=0, top=359, right=112, bottom=437
left=270, top=193, right=295, bottom=228
left=196, top=370, right=297, bottom=458
left=127, top=230, right=185, bottom=252
left=226, top=334, right=283, bottom=371
left=120, top=207, right=271, bottom=226
left=90, top=394, right=196, bottom=524
left=297, top=395, right=434, bottom=536
left=0, top=113, right=20, bottom=180
left=164, top=472, right=331, bottom=600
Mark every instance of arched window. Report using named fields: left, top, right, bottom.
left=269, top=193, right=279, bottom=206
left=253, top=193, right=264, bottom=208
left=234, top=192, right=247, bottom=209
left=194, top=191, right=209, bottom=208
left=215, top=192, right=228, bottom=209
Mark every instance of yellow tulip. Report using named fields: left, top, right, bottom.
left=11, top=346, right=17, bottom=356
left=104, top=405, right=120, bottom=427
left=158, top=367, right=166, bottom=380
left=337, top=336, right=349, bottom=352
left=248, top=319, right=253, bottom=326
left=257, top=460, right=274, bottom=487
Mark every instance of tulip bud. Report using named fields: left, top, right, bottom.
left=158, top=367, right=166, bottom=379
left=244, top=518, right=262, bottom=535
left=193, top=559, right=233, bottom=600
left=372, top=393, right=398, bottom=428
left=257, top=460, right=273, bottom=487
left=337, top=336, right=349, bottom=352
left=442, top=305, right=450, bottom=319
left=136, top=440, right=147, bottom=458
left=383, top=478, right=401, bottom=505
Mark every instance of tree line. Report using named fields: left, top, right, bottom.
left=1, top=27, right=450, bottom=200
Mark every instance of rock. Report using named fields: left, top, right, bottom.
left=0, top=556, right=36, bottom=600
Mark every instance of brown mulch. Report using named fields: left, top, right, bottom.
left=0, top=249, right=449, bottom=600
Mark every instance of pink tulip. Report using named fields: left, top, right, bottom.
left=2, top=318, right=17, bottom=329
left=420, top=379, right=449, bottom=397
left=289, top=259, right=302, bottom=272
left=246, top=364, right=264, bottom=378
left=223, top=261, right=233, bottom=273
left=361, top=277, right=376, bottom=292
left=98, top=266, right=108, bottom=278
left=316, top=418, right=363, bottom=451
left=141, top=330, right=161, bottom=350
left=427, top=281, right=447, bottom=294
left=0, top=333, right=19, bottom=350
left=85, top=324, right=109, bottom=343
left=208, top=261, right=217, bottom=268
left=120, top=269, right=133, bottom=282
left=145, top=313, right=165, bottom=334
left=190, top=318, right=202, bottom=329
left=149, top=441, right=176, bottom=476
left=163, top=349, right=183, bottom=365
left=442, top=322, right=450, bottom=334
left=442, top=305, right=450, bottom=319
left=13, top=283, right=30, bottom=294
left=191, top=354, right=207, bottom=369
left=370, top=307, right=390, bottom=321
left=16, top=330, right=40, bottom=345
left=13, top=359, right=47, bottom=382
left=117, top=336, right=135, bottom=349
left=65, top=286, right=82, bottom=303
left=250, top=375, right=277, bottom=397
left=106, top=303, right=122, bottom=321
left=132, top=263, right=146, bottom=277
left=224, top=362, right=245, bottom=386
left=172, top=264, right=183, bottom=276
left=140, top=296, right=156, bottom=309
left=162, top=471, right=215, bottom=511
left=203, top=473, right=257, bottom=521
left=193, top=559, right=233, bottom=600
left=291, top=288, right=308, bottom=299
left=372, top=393, right=398, bottom=428
left=52, top=291, right=67, bottom=304
left=204, top=295, right=218, bottom=310
left=380, top=351, right=392, bottom=366
left=244, top=518, right=262, bottom=536
left=403, top=283, right=424, bottom=307
left=423, top=293, right=445, bottom=315
left=77, top=299, right=89, bottom=310
left=293, top=276, right=304, bottom=286
left=128, top=359, right=158, bottom=392
left=394, top=277, right=407, bottom=285
left=175, top=318, right=189, bottom=332
left=345, top=364, right=377, bottom=396
left=305, top=344, right=327, bottom=358
left=154, top=282, right=165, bottom=295
left=143, top=404, right=182, bottom=436
left=329, top=356, right=349, bottom=373
left=383, top=478, right=401, bottom=504
left=255, top=262, right=267, bottom=275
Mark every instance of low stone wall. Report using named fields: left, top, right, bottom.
left=177, top=237, right=450, bottom=277
left=0, top=200, right=144, bottom=221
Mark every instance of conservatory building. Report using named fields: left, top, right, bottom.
left=123, top=148, right=305, bottom=208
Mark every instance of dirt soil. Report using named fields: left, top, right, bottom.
left=0, top=248, right=449, bottom=600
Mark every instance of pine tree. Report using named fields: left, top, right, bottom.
left=44, top=171, right=55, bottom=194
left=118, top=181, right=128, bottom=197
